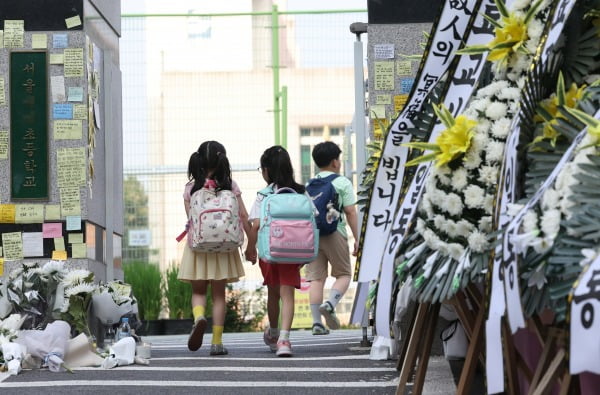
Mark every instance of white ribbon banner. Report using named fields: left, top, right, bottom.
left=358, top=0, right=479, bottom=283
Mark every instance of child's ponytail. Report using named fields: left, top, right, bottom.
left=261, top=145, right=305, bottom=194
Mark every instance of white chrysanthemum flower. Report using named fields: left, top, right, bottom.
left=447, top=243, right=465, bottom=260
left=62, top=269, right=93, bottom=287
left=433, top=215, right=446, bottom=231
left=485, top=101, right=508, bottom=120
left=541, top=209, right=561, bottom=238
left=65, top=282, right=97, bottom=297
left=479, top=165, right=499, bottom=185
left=512, top=0, right=531, bottom=11
left=468, top=231, right=489, bottom=252
left=437, top=173, right=452, bottom=186
left=479, top=216, right=493, bottom=232
left=554, top=162, right=573, bottom=191
left=527, top=19, right=544, bottom=41
left=485, top=141, right=505, bottom=163
left=525, top=39, right=538, bottom=54
left=456, top=220, right=475, bottom=238
left=464, top=149, right=483, bottom=169
left=420, top=197, right=435, bottom=218
left=497, top=88, right=521, bottom=102
left=0, top=314, right=24, bottom=331
left=442, top=219, right=458, bottom=236
left=531, top=236, right=553, bottom=254
left=472, top=131, right=489, bottom=153
left=483, top=194, right=495, bottom=214
left=522, top=209, right=539, bottom=233
left=445, top=193, right=464, bottom=216
left=471, top=98, right=491, bottom=113
left=475, top=119, right=491, bottom=134
left=541, top=188, right=560, bottom=210
left=41, top=260, right=65, bottom=276
left=464, top=185, right=485, bottom=209
left=452, top=168, right=469, bottom=191
left=422, top=228, right=442, bottom=250
left=516, top=76, right=527, bottom=89
left=416, top=218, right=427, bottom=233
left=491, top=118, right=511, bottom=138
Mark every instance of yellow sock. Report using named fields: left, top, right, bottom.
left=192, top=305, right=205, bottom=321
left=212, top=325, right=224, bottom=345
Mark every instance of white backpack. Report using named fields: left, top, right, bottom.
left=188, top=187, right=243, bottom=252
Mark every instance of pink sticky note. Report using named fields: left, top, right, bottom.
left=42, top=222, right=63, bottom=238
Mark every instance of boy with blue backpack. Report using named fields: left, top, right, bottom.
left=306, top=142, right=359, bottom=335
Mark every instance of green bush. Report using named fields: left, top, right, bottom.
left=163, top=264, right=192, bottom=319
left=123, top=261, right=162, bottom=320
left=225, top=286, right=266, bottom=332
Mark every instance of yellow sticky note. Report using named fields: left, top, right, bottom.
left=64, top=48, right=84, bottom=77
left=50, top=53, right=64, bottom=64
left=15, top=204, right=44, bottom=224
left=0, top=204, right=16, bottom=223
left=375, top=94, right=391, bottom=105
left=0, top=247, right=2, bottom=256
left=31, top=33, right=47, bottom=49
left=0, top=130, right=8, bottom=159
left=60, top=187, right=81, bottom=216
left=57, top=147, right=86, bottom=187
left=54, top=120, right=82, bottom=140
left=52, top=250, right=68, bottom=260
left=370, top=105, right=386, bottom=119
left=69, top=233, right=84, bottom=244
left=0, top=258, right=3, bottom=276
left=394, top=94, right=409, bottom=113
left=397, top=60, right=412, bottom=76
left=2, top=232, right=23, bottom=261
left=0, top=78, right=5, bottom=106
left=45, top=204, right=61, bottom=220
left=54, top=237, right=66, bottom=251
left=3, top=20, right=24, bottom=48
left=0, top=30, right=3, bottom=49
left=73, top=104, right=87, bottom=120
left=71, top=243, right=86, bottom=258
left=65, top=15, right=82, bottom=29
left=374, top=61, right=395, bottom=91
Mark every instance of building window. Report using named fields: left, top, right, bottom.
left=300, top=127, right=311, bottom=137
left=300, top=145, right=312, bottom=184
left=330, top=126, right=341, bottom=136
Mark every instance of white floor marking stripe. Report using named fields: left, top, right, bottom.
left=0, top=380, right=399, bottom=388
left=151, top=341, right=358, bottom=349
left=73, top=366, right=394, bottom=372
left=150, top=354, right=371, bottom=361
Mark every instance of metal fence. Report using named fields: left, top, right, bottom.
left=120, top=7, right=368, bottom=293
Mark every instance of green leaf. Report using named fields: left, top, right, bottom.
left=456, top=45, right=490, bottom=55
left=432, top=103, right=455, bottom=128
left=402, top=142, right=439, bottom=151
left=494, top=0, right=509, bottom=18
left=556, top=72, right=566, bottom=107
left=524, top=0, right=544, bottom=25
left=405, top=153, right=438, bottom=167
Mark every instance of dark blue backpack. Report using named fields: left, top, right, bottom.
left=306, top=174, right=341, bottom=236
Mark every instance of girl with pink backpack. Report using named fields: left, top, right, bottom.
left=178, top=141, right=251, bottom=355
left=245, top=146, right=311, bottom=357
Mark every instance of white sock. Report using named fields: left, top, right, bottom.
left=328, top=289, right=343, bottom=309
left=279, top=330, right=290, bottom=341
left=310, top=304, right=322, bottom=324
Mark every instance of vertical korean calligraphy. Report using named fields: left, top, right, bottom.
left=10, top=51, right=48, bottom=199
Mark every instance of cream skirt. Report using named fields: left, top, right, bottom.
left=178, top=244, right=245, bottom=282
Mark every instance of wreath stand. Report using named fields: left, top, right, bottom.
left=395, top=284, right=486, bottom=395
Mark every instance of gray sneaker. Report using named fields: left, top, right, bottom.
left=312, top=322, right=330, bottom=335
left=319, top=301, right=340, bottom=330
left=210, top=344, right=229, bottom=356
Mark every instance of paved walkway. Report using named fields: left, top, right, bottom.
left=0, top=329, right=456, bottom=394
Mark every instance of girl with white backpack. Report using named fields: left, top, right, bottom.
left=178, top=141, right=251, bottom=355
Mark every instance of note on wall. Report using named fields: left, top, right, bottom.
left=0, top=130, right=8, bottom=159
left=57, top=147, right=86, bottom=187
left=0, top=204, right=16, bottom=223
left=65, top=15, right=82, bottom=29
left=53, top=103, right=73, bottom=119
left=23, top=232, right=44, bottom=257
left=50, top=53, right=64, bottom=65
left=69, top=233, right=84, bottom=244
left=45, top=204, right=61, bottom=220
left=15, top=204, right=44, bottom=224
left=60, top=186, right=81, bottom=216
left=66, top=215, right=81, bottom=231
left=54, top=237, right=66, bottom=251
left=54, top=120, right=82, bottom=140
left=0, top=258, right=3, bottom=276
left=375, top=94, right=391, bottom=105
left=64, top=48, right=84, bottom=77
left=52, top=250, right=67, bottom=260
left=0, top=30, right=3, bottom=49
left=397, top=60, right=412, bottom=76
left=67, top=87, right=84, bottom=102
left=374, top=61, right=395, bottom=91
left=71, top=243, right=86, bottom=258
left=73, top=104, right=87, bottom=120
left=400, top=78, right=414, bottom=94
left=394, top=94, right=409, bottom=112
left=0, top=77, right=5, bottom=106
left=2, top=232, right=23, bottom=261
left=53, top=34, right=68, bottom=48
left=43, top=222, right=63, bottom=238
left=51, top=76, right=66, bottom=102
left=369, top=105, right=386, bottom=119
left=374, top=44, right=395, bottom=59
left=31, top=33, right=47, bottom=49
left=3, top=20, right=24, bottom=48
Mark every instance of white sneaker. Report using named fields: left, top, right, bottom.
left=276, top=340, right=292, bottom=357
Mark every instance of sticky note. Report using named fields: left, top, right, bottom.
left=54, top=237, right=66, bottom=251
left=0, top=258, right=3, bottom=276
left=53, top=34, right=68, bottom=48
left=15, top=205, right=44, bottom=224
left=67, top=87, right=84, bottom=102
left=66, top=215, right=81, bottom=230
left=45, top=204, right=61, bottom=220
left=65, top=15, right=82, bottom=29
left=31, top=33, right=47, bottom=49
left=71, top=243, right=86, bottom=258
left=43, top=223, right=63, bottom=238
left=53, top=103, right=73, bottom=119
left=52, top=250, right=68, bottom=260
left=0, top=204, right=16, bottom=223
left=69, top=233, right=84, bottom=244
left=0, top=130, right=8, bottom=159
left=50, top=53, right=64, bottom=64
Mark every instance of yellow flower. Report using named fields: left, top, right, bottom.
left=435, top=115, right=477, bottom=167
left=487, top=13, right=529, bottom=66
left=535, top=83, right=587, bottom=146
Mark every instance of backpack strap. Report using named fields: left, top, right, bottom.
left=258, top=185, right=274, bottom=197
